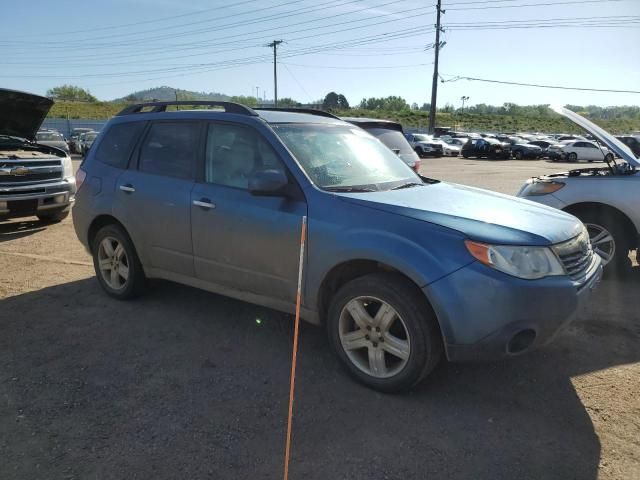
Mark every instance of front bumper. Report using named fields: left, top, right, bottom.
left=424, top=257, right=603, bottom=362
left=0, top=179, right=76, bottom=219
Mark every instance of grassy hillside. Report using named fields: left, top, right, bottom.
left=47, top=102, right=640, bottom=134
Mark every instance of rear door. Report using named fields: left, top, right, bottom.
left=113, top=120, right=201, bottom=277
left=190, top=122, right=307, bottom=303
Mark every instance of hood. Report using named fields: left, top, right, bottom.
left=0, top=89, right=53, bottom=140
left=551, top=105, right=639, bottom=166
left=337, top=182, right=583, bottom=246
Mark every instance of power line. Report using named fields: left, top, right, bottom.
left=281, top=62, right=432, bottom=69
left=440, top=74, right=640, bottom=94
left=446, top=0, right=624, bottom=10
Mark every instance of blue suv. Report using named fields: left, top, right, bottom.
left=73, top=102, right=602, bottom=392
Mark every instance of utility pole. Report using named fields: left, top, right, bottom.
left=428, top=0, right=444, bottom=134
left=461, top=95, right=469, bottom=113
left=256, top=86, right=260, bottom=101
left=267, top=40, right=283, bottom=107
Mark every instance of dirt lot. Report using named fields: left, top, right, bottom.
left=1, top=157, right=638, bottom=480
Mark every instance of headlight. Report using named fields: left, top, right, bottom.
left=62, top=155, right=73, bottom=178
left=465, top=240, right=565, bottom=279
left=521, top=180, right=565, bottom=196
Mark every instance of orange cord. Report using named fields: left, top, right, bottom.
left=283, top=216, right=307, bottom=480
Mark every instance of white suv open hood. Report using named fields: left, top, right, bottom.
left=551, top=105, right=639, bottom=167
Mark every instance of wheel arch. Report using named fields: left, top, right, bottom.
left=563, top=202, right=638, bottom=247
left=316, top=260, right=443, bottom=340
left=87, top=215, right=133, bottom=254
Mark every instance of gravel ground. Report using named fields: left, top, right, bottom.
left=0, top=157, right=638, bottom=480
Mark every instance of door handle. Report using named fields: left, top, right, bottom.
left=119, top=184, right=135, bottom=193
left=193, top=198, right=216, bottom=209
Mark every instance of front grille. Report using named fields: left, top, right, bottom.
left=553, top=229, right=595, bottom=283
left=0, top=159, right=63, bottom=185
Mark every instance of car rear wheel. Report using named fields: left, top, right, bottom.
left=327, top=273, right=442, bottom=392
left=604, top=153, right=614, bottom=162
left=572, top=211, right=632, bottom=276
left=568, top=152, right=578, bottom=162
left=92, top=224, right=146, bottom=299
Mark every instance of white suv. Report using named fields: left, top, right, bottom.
left=518, top=107, right=639, bottom=275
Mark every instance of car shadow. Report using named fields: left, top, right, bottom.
left=0, top=273, right=638, bottom=479
left=0, top=219, right=46, bottom=243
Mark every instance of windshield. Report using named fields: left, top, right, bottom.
left=36, top=132, right=63, bottom=141
left=365, top=127, right=414, bottom=155
left=273, top=124, right=417, bottom=191
left=444, top=138, right=462, bottom=145
left=86, top=133, right=98, bottom=140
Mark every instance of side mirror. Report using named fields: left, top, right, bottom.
left=248, top=169, right=289, bottom=197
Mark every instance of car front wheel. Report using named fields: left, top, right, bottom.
left=327, top=273, right=442, bottom=392
left=567, top=152, right=578, bottom=162
left=573, top=210, right=632, bottom=276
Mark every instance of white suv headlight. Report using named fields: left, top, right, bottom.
left=61, top=155, right=74, bottom=179
left=465, top=240, right=565, bottom=279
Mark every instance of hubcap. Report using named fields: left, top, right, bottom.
left=97, top=236, right=130, bottom=290
left=585, top=223, right=615, bottom=265
left=338, top=296, right=410, bottom=379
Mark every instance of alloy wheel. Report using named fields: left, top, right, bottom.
left=585, top=223, right=616, bottom=266
left=338, top=296, right=411, bottom=378
left=97, top=236, right=130, bottom=290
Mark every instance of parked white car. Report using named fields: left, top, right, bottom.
left=558, top=140, right=614, bottom=163
left=518, top=107, right=639, bottom=275
left=439, top=138, right=463, bottom=156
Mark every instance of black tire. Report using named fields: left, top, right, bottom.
left=462, top=151, right=470, bottom=158
left=604, top=153, right=614, bottom=162
left=514, top=150, right=523, bottom=160
left=91, top=223, right=147, bottom=299
left=568, top=152, right=578, bottom=162
left=572, top=209, right=633, bottom=277
left=327, top=273, right=443, bottom=392
left=37, top=210, right=69, bottom=223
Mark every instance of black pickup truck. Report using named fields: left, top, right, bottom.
left=0, top=89, right=76, bottom=222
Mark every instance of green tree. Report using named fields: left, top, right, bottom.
left=278, top=97, right=302, bottom=107
left=46, top=85, right=97, bottom=102
left=229, top=95, right=258, bottom=107
left=322, top=92, right=349, bottom=110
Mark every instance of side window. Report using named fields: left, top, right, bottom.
left=94, top=122, right=146, bottom=169
left=584, top=143, right=597, bottom=149
left=204, top=123, right=285, bottom=189
left=139, top=122, right=199, bottom=179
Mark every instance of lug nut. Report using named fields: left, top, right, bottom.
left=366, top=326, right=371, bottom=331
left=365, top=335, right=370, bottom=340
left=373, top=342, right=378, bottom=347
left=379, top=337, right=384, bottom=342
left=375, top=327, right=380, bottom=332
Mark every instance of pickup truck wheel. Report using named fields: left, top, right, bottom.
left=574, top=211, right=632, bottom=276
left=37, top=210, right=69, bottom=223
left=327, top=273, right=442, bottom=392
left=567, top=152, right=578, bottom=162
left=92, top=224, right=146, bottom=299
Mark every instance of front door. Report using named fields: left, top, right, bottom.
left=191, top=122, right=307, bottom=303
left=113, top=120, right=201, bottom=277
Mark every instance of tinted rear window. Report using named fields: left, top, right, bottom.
left=139, top=122, right=199, bottom=179
left=364, top=127, right=414, bottom=155
left=94, top=122, right=146, bottom=169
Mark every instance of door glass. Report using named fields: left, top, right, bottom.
left=139, top=122, right=199, bottom=179
left=204, top=123, right=285, bottom=189
left=94, top=121, right=146, bottom=169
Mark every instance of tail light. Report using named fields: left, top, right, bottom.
left=413, top=160, right=421, bottom=172
left=75, top=167, right=87, bottom=191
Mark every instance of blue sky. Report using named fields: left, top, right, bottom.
left=1, top=0, right=638, bottom=107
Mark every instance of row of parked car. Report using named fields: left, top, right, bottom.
left=34, top=127, right=99, bottom=156
left=1, top=87, right=637, bottom=392
left=351, top=117, right=640, bottom=164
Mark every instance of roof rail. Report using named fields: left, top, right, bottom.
left=116, top=101, right=258, bottom=116
left=254, top=107, right=340, bottom=119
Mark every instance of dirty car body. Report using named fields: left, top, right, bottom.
left=73, top=103, right=601, bottom=391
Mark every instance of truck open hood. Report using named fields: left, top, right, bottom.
left=551, top=105, right=639, bottom=167
left=0, top=89, right=53, bottom=141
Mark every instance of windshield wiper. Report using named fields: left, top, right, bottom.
left=324, top=186, right=377, bottom=193
left=391, top=182, right=424, bottom=190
